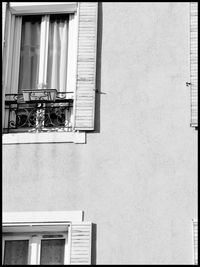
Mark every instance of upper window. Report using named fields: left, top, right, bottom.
left=3, top=7, right=76, bottom=134
left=2, top=2, right=98, bottom=137
left=19, top=14, right=70, bottom=93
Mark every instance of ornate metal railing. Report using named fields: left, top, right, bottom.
left=4, top=92, right=74, bottom=133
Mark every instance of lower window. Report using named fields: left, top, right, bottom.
left=4, top=239, right=29, bottom=265
left=3, top=233, right=68, bottom=265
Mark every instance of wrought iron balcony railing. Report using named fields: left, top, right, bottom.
left=4, top=92, right=74, bottom=133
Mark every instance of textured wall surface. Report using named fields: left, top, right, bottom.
left=3, top=2, right=198, bottom=264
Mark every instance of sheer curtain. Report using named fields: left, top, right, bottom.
left=18, top=15, right=69, bottom=93
left=47, top=15, right=69, bottom=92
left=18, top=16, right=41, bottom=93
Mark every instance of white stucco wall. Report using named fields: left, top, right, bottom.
left=3, top=2, right=198, bottom=264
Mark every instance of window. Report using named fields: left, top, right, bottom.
left=3, top=238, right=29, bottom=265
left=3, top=211, right=93, bottom=265
left=3, top=4, right=77, bottom=134
left=19, top=14, right=70, bottom=93
left=40, top=238, right=66, bottom=265
left=3, top=233, right=69, bottom=265
left=2, top=2, right=98, bottom=142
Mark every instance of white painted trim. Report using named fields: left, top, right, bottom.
left=3, top=224, right=70, bottom=233
left=3, top=211, right=84, bottom=224
left=30, top=236, right=40, bottom=265
left=3, top=131, right=86, bottom=144
left=72, top=3, right=80, bottom=131
left=67, top=13, right=78, bottom=94
left=67, top=223, right=72, bottom=265
left=9, top=3, right=77, bottom=15
left=67, top=12, right=78, bottom=130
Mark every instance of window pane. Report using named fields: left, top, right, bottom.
left=18, top=16, right=41, bottom=92
left=3, top=240, right=29, bottom=265
left=40, top=239, right=65, bottom=265
left=47, top=14, right=69, bottom=92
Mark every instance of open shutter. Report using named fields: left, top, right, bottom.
left=190, top=2, right=198, bottom=129
left=192, top=220, right=198, bottom=265
left=70, top=222, right=92, bottom=265
left=74, top=2, right=98, bottom=131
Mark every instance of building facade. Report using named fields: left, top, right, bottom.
left=2, top=2, right=198, bottom=265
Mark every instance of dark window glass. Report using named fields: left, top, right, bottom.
left=40, top=239, right=65, bottom=265
left=3, top=240, right=29, bottom=265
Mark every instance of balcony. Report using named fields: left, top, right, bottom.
left=3, top=90, right=74, bottom=134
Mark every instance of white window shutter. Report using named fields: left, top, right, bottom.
left=74, top=2, right=98, bottom=131
left=70, top=222, right=92, bottom=265
left=190, top=2, right=198, bottom=129
left=193, top=220, right=198, bottom=265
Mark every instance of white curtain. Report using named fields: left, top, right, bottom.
left=47, top=17, right=68, bottom=92
left=5, top=14, right=22, bottom=95
left=18, top=17, right=41, bottom=93
left=4, top=15, right=22, bottom=129
left=18, top=15, right=69, bottom=93
left=10, top=16, right=22, bottom=94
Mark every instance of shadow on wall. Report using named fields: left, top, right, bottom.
left=94, top=2, right=103, bottom=133
left=91, top=223, right=97, bottom=265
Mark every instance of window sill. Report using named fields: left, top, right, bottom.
left=3, top=131, right=86, bottom=145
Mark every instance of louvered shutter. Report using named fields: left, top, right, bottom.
left=70, top=222, right=92, bottom=265
left=190, top=2, right=198, bottom=128
left=192, top=220, right=198, bottom=265
left=74, top=2, right=98, bottom=131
